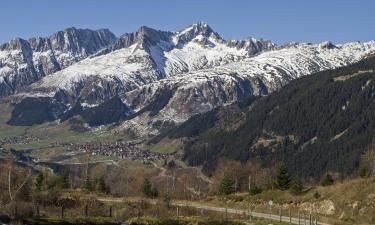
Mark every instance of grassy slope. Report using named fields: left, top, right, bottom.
left=0, top=102, right=29, bottom=138
left=200, top=177, right=375, bottom=225
left=127, top=217, right=290, bottom=225
left=148, top=138, right=184, bottom=154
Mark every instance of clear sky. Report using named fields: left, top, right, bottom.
left=0, top=0, right=374, bottom=45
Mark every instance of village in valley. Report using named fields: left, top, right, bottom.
left=0, top=135, right=170, bottom=164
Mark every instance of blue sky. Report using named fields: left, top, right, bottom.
left=0, top=0, right=374, bottom=44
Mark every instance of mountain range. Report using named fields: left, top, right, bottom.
left=153, top=56, right=375, bottom=178
left=1, top=22, right=375, bottom=148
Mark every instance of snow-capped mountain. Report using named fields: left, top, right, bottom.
left=2, top=22, right=375, bottom=137
left=0, top=27, right=117, bottom=97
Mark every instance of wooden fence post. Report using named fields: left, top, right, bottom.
left=279, top=208, right=282, bottom=222
left=14, top=205, right=18, bottom=220
left=289, top=208, right=291, bottom=223
left=61, top=205, right=64, bottom=218
left=109, top=205, right=112, bottom=217
left=225, top=208, right=228, bottom=221
left=176, top=206, right=179, bottom=218
left=85, top=205, right=88, bottom=217
left=298, top=210, right=300, bottom=225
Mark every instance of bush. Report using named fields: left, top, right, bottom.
left=320, top=173, right=334, bottom=186
left=313, top=191, right=321, bottom=199
left=359, top=166, right=367, bottom=178
left=249, top=186, right=263, bottom=196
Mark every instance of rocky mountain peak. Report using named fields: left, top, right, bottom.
left=0, top=27, right=118, bottom=98
left=227, top=37, right=276, bottom=55
left=49, top=27, right=117, bottom=55
left=319, top=41, right=336, bottom=49
left=28, top=37, right=52, bottom=52
left=0, top=38, right=31, bottom=51
left=117, top=26, right=172, bottom=51
left=174, top=22, right=223, bottom=46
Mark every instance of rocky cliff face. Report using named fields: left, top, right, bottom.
left=0, top=27, right=117, bottom=97
left=3, top=22, right=375, bottom=137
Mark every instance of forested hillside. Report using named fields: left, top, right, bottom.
left=156, top=56, right=375, bottom=179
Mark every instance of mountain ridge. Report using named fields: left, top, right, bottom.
left=2, top=23, right=375, bottom=140
left=153, top=56, right=375, bottom=178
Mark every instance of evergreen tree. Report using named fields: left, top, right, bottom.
left=142, top=178, right=152, bottom=198
left=97, top=176, right=110, bottom=194
left=289, top=176, right=304, bottom=194
left=218, top=173, right=235, bottom=195
left=276, top=165, right=290, bottom=190
left=84, top=177, right=94, bottom=191
left=35, top=173, right=44, bottom=191
left=320, top=173, right=334, bottom=186
left=55, top=174, right=69, bottom=190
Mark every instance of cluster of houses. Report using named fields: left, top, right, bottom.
left=0, top=135, right=39, bottom=145
left=67, top=141, right=169, bottom=164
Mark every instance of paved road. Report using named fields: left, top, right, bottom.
left=98, top=197, right=332, bottom=225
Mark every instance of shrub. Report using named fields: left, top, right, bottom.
left=359, top=166, right=367, bottom=178
left=249, top=186, right=263, bottom=196
left=313, top=191, right=321, bottom=199
left=320, top=173, right=334, bottom=186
